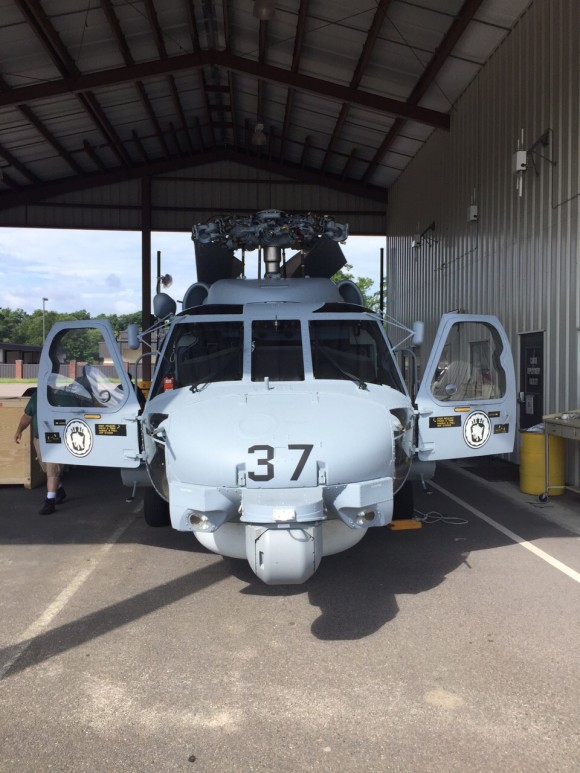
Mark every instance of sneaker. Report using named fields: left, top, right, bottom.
left=55, top=486, right=67, bottom=504
left=39, top=498, right=56, bottom=515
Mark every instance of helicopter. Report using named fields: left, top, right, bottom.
left=37, top=210, right=516, bottom=584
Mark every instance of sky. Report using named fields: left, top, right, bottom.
left=0, top=228, right=386, bottom=317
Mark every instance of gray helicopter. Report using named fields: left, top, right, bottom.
left=37, top=210, right=516, bottom=584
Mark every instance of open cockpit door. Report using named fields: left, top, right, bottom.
left=415, top=314, right=516, bottom=461
left=37, top=320, right=141, bottom=468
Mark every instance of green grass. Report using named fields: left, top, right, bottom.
left=0, top=378, right=38, bottom=383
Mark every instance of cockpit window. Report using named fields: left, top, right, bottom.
left=46, top=327, right=128, bottom=409
left=430, top=321, right=506, bottom=401
left=251, top=320, right=304, bottom=382
left=156, top=321, right=243, bottom=393
left=309, top=320, right=404, bottom=391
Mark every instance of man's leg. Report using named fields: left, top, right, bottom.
left=34, top=439, right=64, bottom=514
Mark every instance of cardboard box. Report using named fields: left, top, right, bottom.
left=0, top=397, right=46, bottom=489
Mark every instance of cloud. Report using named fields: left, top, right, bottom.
left=0, top=227, right=386, bottom=316
left=105, top=274, right=123, bottom=289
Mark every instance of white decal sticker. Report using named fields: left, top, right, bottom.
left=64, top=418, right=93, bottom=457
left=463, top=411, right=491, bottom=449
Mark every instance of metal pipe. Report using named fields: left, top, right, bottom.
left=264, top=246, right=281, bottom=277
left=379, top=247, right=384, bottom=315
left=42, top=297, right=48, bottom=342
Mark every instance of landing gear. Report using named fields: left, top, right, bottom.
left=143, top=488, right=170, bottom=527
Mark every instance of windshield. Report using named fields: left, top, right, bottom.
left=151, top=317, right=404, bottom=393
left=251, top=320, right=304, bottom=382
left=153, top=321, right=243, bottom=394
left=309, top=319, right=405, bottom=391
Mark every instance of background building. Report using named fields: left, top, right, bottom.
left=386, top=0, right=579, bottom=485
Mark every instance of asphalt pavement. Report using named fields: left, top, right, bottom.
left=0, top=459, right=579, bottom=772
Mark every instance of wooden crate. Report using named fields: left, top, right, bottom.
left=0, top=397, right=46, bottom=489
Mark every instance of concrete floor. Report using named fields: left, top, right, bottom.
left=0, top=460, right=579, bottom=772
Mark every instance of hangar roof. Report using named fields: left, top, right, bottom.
left=0, top=0, right=532, bottom=232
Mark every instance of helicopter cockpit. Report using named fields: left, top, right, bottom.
left=149, top=307, right=406, bottom=397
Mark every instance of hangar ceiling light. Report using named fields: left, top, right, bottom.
left=251, top=123, right=268, bottom=146
left=253, top=0, right=276, bottom=21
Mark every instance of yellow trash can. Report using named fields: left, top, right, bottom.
left=519, top=430, right=565, bottom=496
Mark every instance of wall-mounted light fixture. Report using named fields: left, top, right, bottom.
left=512, top=130, right=527, bottom=197
left=411, top=221, right=436, bottom=250
left=467, top=205, right=478, bottom=222
left=527, top=129, right=556, bottom=175
left=513, top=128, right=555, bottom=197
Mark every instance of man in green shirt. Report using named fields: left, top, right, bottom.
left=14, top=390, right=66, bottom=515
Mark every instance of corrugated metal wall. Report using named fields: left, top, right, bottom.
left=386, top=0, right=579, bottom=484
left=0, top=160, right=386, bottom=235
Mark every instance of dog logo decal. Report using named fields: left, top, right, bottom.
left=64, top=419, right=93, bottom=457
left=463, top=411, right=491, bottom=449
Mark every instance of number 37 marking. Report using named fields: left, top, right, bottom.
left=247, top=444, right=313, bottom=482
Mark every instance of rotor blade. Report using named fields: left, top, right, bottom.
left=283, top=252, right=304, bottom=278
left=194, top=242, right=243, bottom=284
left=302, top=239, right=347, bottom=278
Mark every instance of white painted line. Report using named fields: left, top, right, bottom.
left=0, top=515, right=134, bottom=680
left=429, top=481, right=580, bottom=585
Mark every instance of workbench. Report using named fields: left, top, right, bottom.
left=541, top=410, right=580, bottom=501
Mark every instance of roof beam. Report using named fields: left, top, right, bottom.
left=0, top=147, right=387, bottom=212
left=0, top=141, right=41, bottom=184
left=0, top=151, right=223, bottom=211
left=102, top=0, right=171, bottom=159
left=18, top=104, right=85, bottom=175
left=142, top=0, right=168, bottom=59
left=132, top=131, right=151, bottom=164
left=0, top=73, right=84, bottom=176
left=83, top=140, right=107, bottom=172
left=13, top=0, right=131, bottom=167
left=322, top=0, right=394, bottom=171
left=13, top=0, right=75, bottom=78
left=0, top=51, right=450, bottom=129
left=136, top=81, right=171, bottom=158
left=280, top=0, right=310, bottom=160
left=361, top=0, right=485, bottom=183
left=0, top=172, right=22, bottom=191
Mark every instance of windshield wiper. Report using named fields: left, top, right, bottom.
left=316, top=345, right=368, bottom=390
left=189, top=346, right=243, bottom=393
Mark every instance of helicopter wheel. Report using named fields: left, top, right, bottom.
left=143, top=488, right=170, bottom=527
left=392, top=480, right=415, bottom=520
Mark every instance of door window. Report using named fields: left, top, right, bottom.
left=430, top=321, right=506, bottom=402
left=46, top=327, right=130, bottom=409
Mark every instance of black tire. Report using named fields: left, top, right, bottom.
left=143, top=488, right=170, bottom=527
left=392, top=480, right=415, bottom=520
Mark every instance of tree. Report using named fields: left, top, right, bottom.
left=0, top=306, right=140, bottom=359
left=0, top=308, right=28, bottom=342
left=96, top=311, right=141, bottom=338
